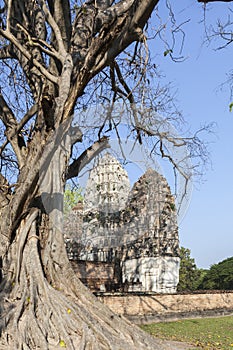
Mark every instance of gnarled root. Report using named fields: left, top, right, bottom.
left=0, top=212, right=165, bottom=350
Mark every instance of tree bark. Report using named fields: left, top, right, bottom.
left=0, top=0, right=169, bottom=348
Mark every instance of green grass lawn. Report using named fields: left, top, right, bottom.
left=141, top=315, right=233, bottom=349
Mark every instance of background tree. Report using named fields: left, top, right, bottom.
left=199, top=257, right=233, bottom=290
left=177, top=247, right=206, bottom=292
left=64, top=185, right=83, bottom=216
left=0, top=1, right=208, bottom=349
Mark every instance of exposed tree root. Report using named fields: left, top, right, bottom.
left=0, top=212, right=169, bottom=350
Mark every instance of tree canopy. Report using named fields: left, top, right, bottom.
left=199, top=257, right=233, bottom=290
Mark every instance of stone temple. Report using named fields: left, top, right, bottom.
left=64, top=153, right=180, bottom=293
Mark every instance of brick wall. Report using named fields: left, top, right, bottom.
left=71, top=260, right=119, bottom=291
left=97, top=291, right=233, bottom=323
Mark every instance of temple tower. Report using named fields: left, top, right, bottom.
left=84, top=152, right=130, bottom=213
left=64, top=153, right=180, bottom=293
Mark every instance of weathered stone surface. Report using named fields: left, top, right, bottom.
left=122, top=257, right=180, bottom=293
left=64, top=153, right=180, bottom=293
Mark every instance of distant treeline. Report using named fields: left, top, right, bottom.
left=178, top=248, right=233, bottom=292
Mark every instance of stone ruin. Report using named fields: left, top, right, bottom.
left=64, top=153, right=180, bottom=293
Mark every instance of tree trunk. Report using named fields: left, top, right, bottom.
left=0, top=122, right=161, bottom=350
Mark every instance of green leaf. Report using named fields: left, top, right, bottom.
left=229, top=102, right=233, bottom=112
left=163, top=49, right=173, bottom=57
left=64, top=184, right=83, bottom=215
left=59, top=340, right=66, bottom=348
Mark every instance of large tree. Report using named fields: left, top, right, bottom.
left=177, top=247, right=207, bottom=292
left=0, top=0, right=208, bottom=349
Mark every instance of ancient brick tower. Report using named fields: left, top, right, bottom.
left=64, top=153, right=180, bottom=293
left=85, top=152, right=130, bottom=213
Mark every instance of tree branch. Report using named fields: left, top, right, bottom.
left=0, top=28, right=59, bottom=84
left=47, top=0, right=72, bottom=51
left=0, top=45, right=13, bottom=59
left=70, top=126, right=83, bottom=146
left=0, top=93, right=17, bottom=129
left=0, top=173, right=11, bottom=209
left=16, top=23, right=63, bottom=62
left=6, top=0, right=12, bottom=32
left=19, top=104, right=38, bottom=131
left=66, top=136, right=110, bottom=180
left=39, top=0, right=67, bottom=59
left=132, top=0, right=160, bottom=29
left=89, top=0, right=159, bottom=74
left=0, top=93, right=26, bottom=167
left=70, top=0, right=134, bottom=65
left=114, top=61, right=142, bottom=143
left=65, top=0, right=159, bottom=120
left=159, top=139, right=189, bottom=182
left=95, top=0, right=135, bottom=32
left=0, top=104, right=38, bottom=157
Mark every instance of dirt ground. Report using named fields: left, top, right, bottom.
left=156, top=339, right=197, bottom=349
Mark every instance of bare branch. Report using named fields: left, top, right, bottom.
left=159, top=139, right=189, bottom=181
left=0, top=93, right=26, bottom=167
left=0, top=45, right=13, bottom=59
left=16, top=23, right=63, bottom=62
left=65, top=0, right=159, bottom=120
left=0, top=140, right=8, bottom=157
left=38, top=0, right=67, bottom=58
left=0, top=93, right=17, bottom=129
left=114, top=61, right=142, bottom=143
left=0, top=104, right=37, bottom=157
left=95, top=0, right=135, bottom=29
left=70, top=126, right=83, bottom=146
left=109, top=63, right=127, bottom=98
left=91, top=0, right=158, bottom=73
left=66, top=136, right=110, bottom=180
left=132, top=0, right=160, bottom=30
left=6, top=0, right=12, bottom=32
left=0, top=173, right=11, bottom=209
left=18, top=104, right=38, bottom=131
left=47, top=0, right=72, bottom=51
left=0, top=28, right=59, bottom=84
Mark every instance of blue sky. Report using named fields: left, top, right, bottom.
left=153, top=0, right=233, bottom=268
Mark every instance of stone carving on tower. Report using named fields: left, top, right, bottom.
left=64, top=152, right=180, bottom=293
